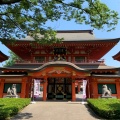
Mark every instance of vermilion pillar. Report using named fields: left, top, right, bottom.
left=72, top=80, right=76, bottom=101
left=78, top=82, right=81, bottom=93
left=86, top=78, right=90, bottom=98
left=91, top=80, right=98, bottom=98
left=86, top=81, right=89, bottom=98
left=116, top=79, right=120, bottom=98
left=0, top=79, right=4, bottom=98
left=43, top=77, right=47, bottom=101
left=26, top=76, right=32, bottom=98
left=21, top=77, right=27, bottom=98
left=88, top=77, right=92, bottom=98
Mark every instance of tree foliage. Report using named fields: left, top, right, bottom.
left=3, top=50, right=21, bottom=67
left=0, top=0, right=119, bottom=44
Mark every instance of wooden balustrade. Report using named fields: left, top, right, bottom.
left=15, top=59, right=104, bottom=64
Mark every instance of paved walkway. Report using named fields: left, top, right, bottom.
left=11, top=100, right=101, bottom=120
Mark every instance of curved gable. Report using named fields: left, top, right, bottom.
left=29, top=61, right=89, bottom=72
left=29, top=61, right=90, bottom=77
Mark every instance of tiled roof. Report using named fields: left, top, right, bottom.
left=0, top=51, right=8, bottom=62
left=21, top=30, right=96, bottom=41
left=0, top=74, right=26, bottom=77
left=92, top=75, right=120, bottom=77
left=113, top=51, right=120, bottom=61
left=5, top=64, right=41, bottom=69
left=76, top=64, right=116, bottom=69
left=27, top=61, right=89, bottom=72
left=0, top=61, right=89, bottom=72
left=16, top=30, right=120, bottom=43
left=1, top=62, right=117, bottom=71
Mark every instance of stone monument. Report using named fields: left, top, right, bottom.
left=101, top=84, right=112, bottom=98
left=6, top=84, right=18, bottom=98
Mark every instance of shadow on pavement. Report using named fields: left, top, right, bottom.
left=84, top=104, right=102, bottom=119
left=67, top=102, right=101, bottom=119
left=11, top=113, right=33, bottom=120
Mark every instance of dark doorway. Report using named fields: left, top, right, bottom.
left=47, top=78, right=72, bottom=100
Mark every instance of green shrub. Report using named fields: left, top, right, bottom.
left=0, top=98, right=30, bottom=120
left=87, top=98, right=120, bottom=119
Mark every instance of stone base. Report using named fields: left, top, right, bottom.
left=101, top=96, right=113, bottom=98
left=5, top=95, right=18, bottom=98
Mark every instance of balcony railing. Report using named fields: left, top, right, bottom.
left=15, top=59, right=104, bottom=64
left=74, top=59, right=104, bottom=64
left=15, top=60, right=45, bottom=64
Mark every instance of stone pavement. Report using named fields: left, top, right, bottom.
left=11, top=101, right=101, bottom=120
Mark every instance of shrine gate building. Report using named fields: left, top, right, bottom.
left=0, top=30, right=120, bottom=101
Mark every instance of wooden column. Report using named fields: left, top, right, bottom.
left=0, top=79, right=5, bottom=98
left=43, top=76, right=47, bottom=101
left=20, top=77, right=27, bottom=98
left=86, top=77, right=90, bottom=98
left=92, top=81, right=98, bottom=98
left=78, top=82, right=81, bottom=93
left=26, top=76, right=32, bottom=98
left=66, top=56, right=68, bottom=62
left=46, top=55, right=49, bottom=62
left=86, top=80, right=90, bottom=98
left=72, top=80, right=76, bottom=101
left=88, top=77, right=92, bottom=98
left=71, top=56, right=75, bottom=63
left=90, top=78, right=98, bottom=98
left=116, top=79, right=120, bottom=98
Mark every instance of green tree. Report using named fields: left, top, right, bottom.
left=4, top=50, right=21, bottom=67
left=0, top=0, right=119, bottom=44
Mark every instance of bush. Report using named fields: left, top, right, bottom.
left=87, top=98, right=120, bottom=119
left=0, top=98, right=30, bottom=120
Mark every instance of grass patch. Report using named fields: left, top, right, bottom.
left=0, top=98, right=30, bottom=120
left=87, top=98, right=120, bottom=119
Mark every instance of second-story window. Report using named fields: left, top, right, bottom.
left=75, top=56, right=85, bottom=63
left=53, top=48, right=66, bottom=61
left=35, top=56, right=45, bottom=62
left=54, top=48, right=66, bottom=55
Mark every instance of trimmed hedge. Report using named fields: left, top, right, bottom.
left=0, top=98, right=30, bottom=120
left=87, top=98, right=120, bottom=119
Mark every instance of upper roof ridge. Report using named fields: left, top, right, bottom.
left=56, top=30, right=93, bottom=34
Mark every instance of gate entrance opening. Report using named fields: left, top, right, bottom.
left=47, top=77, right=72, bottom=100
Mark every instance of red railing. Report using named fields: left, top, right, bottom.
left=15, top=60, right=45, bottom=64
left=74, top=59, right=104, bottom=64
left=15, top=59, right=104, bottom=64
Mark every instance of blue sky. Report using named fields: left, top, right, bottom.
left=0, top=0, right=120, bottom=67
